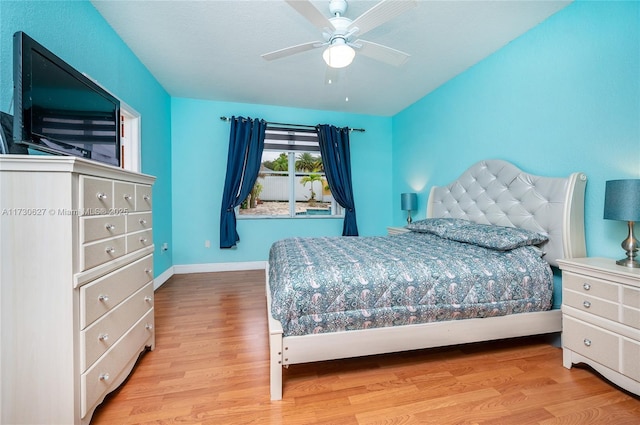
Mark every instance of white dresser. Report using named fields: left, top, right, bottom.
left=0, top=156, right=156, bottom=425
left=558, top=257, right=640, bottom=395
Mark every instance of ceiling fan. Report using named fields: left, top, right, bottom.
left=262, top=0, right=417, bottom=72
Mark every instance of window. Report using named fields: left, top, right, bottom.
left=238, top=126, right=343, bottom=218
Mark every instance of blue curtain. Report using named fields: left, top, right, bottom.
left=316, top=124, right=359, bottom=236
left=220, top=116, right=266, bottom=248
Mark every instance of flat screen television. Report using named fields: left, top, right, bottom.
left=13, top=31, right=121, bottom=167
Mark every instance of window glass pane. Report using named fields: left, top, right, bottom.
left=238, top=151, right=290, bottom=216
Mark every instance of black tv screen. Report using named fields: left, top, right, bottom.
left=13, top=31, right=121, bottom=167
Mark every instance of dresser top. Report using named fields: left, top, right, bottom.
left=0, top=155, right=155, bottom=184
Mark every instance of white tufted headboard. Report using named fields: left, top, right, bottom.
left=426, top=159, right=587, bottom=267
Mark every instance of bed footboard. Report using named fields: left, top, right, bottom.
left=265, top=265, right=284, bottom=400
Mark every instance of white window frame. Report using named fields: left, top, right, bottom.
left=237, top=127, right=343, bottom=219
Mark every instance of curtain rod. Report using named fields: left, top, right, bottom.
left=219, top=116, right=365, bottom=133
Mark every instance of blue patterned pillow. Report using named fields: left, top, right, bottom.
left=406, top=218, right=471, bottom=237
left=443, top=223, right=548, bottom=251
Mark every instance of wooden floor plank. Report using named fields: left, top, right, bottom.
left=91, top=270, right=640, bottom=424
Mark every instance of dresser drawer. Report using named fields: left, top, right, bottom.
left=113, top=181, right=136, bottom=212
left=563, top=316, right=619, bottom=372
left=623, top=286, right=640, bottom=308
left=622, top=338, right=640, bottom=381
left=563, top=272, right=618, bottom=302
left=126, top=212, right=152, bottom=233
left=80, top=254, right=153, bottom=328
left=563, top=289, right=619, bottom=322
left=81, top=309, right=154, bottom=418
left=81, top=282, right=153, bottom=372
left=80, top=215, right=126, bottom=244
left=135, top=184, right=152, bottom=211
left=80, top=176, right=112, bottom=215
left=81, top=236, right=127, bottom=271
left=622, top=306, right=640, bottom=330
left=127, top=230, right=153, bottom=253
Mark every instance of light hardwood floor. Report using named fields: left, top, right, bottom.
left=91, top=270, right=640, bottom=424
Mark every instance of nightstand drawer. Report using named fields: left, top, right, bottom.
left=563, top=271, right=618, bottom=302
left=563, top=316, right=619, bottom=372
left=563, top=289, right=618, bottom=322
left=622, top=285, right=640, bottom=330
left=622, top=338, right=640, bottom=381
left=623, top=286, right=640, bottom=309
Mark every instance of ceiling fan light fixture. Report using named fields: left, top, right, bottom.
left=323, top=39, right=355, bottom=68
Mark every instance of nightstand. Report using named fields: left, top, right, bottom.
left=387, top=226, right=410, bottom=235
left=557, top=257, right=640, bottom=395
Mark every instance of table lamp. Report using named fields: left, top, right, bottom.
left=401, top=193, right=417, bottom=224
left=603, top=179, right=640, bottom=268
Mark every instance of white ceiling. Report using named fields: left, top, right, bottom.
left=91, top=0, right=572, bottom=116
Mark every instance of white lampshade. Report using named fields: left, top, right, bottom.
left=323, top=39, right=355, bottom=69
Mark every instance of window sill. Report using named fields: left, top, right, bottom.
left=237, top=215, right=344, bottom=220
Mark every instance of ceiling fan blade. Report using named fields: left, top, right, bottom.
left=348, top=0, right=417, bottom=37
left=262, top=41, right=321, bottom=61
left=356, top=39, right=410, bottom=67
left=285, top=0, right=335, bottom=32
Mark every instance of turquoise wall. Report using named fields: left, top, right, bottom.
left=2, top=0, right=638, bottom=278
left=393, top=0, right=640, bottom=260
left=0, top=0, right=173, bottom=277
left=171, top=98, right=393, bottom=265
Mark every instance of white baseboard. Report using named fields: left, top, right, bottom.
left=153, top=261, right=267, bottom=291
left=174, top=261, right=267, bottom=274
left=153, top=266, right=174, bottom=290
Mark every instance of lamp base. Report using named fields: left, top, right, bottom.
left=616, top=221, right=639, bottom=268
left=616, top=257, right=640, bottom=268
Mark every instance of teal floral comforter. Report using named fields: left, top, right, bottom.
left=268, top=231, right=553, bottom=337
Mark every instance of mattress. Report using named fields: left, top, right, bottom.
left=268, top=231, right=553, bottom=337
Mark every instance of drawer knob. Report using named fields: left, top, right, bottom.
left=145, top=323, right=153, bottom=330
left=105, top=247, right=115, bottom=254
left=144, top=296, right=152, bottom=303
left=105, top=223, right=116, bottom=231
left=143, top=194, right=151, bottom=201
left=144, top=268, right=152, bottom=274
left=139, top=219, right=147, bottom=225
left=124, top=194, right=132, bottom=200
left=583, top=283, right=591, bottom=291
left=583, top=301, right=591, bottom=308
left=98, top=294, right=109, bottom=302
left=139, top=237, right=148, bottom=244
left=99, top=372, right=110, bottom=381
left=583, top=338, right=592, bottom=347
left=97, top=192, right=108, bottom=200
left=98, top=333, right=109, bottom=342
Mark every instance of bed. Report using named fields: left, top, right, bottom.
left=266, top=159, right=587, bottom=400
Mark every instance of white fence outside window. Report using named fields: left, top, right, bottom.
left=258, top=175, right=331, bottom=203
